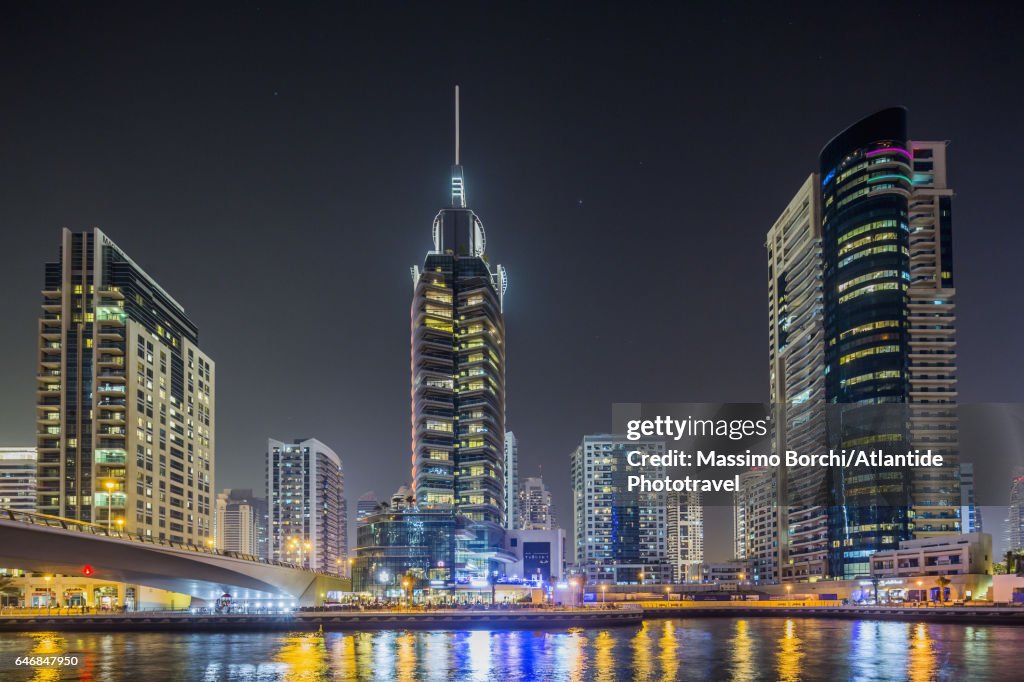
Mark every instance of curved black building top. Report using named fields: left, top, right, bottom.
left=819, top=107, right=908, bottom=174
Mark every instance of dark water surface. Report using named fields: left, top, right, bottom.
left=0, top=617, right=1019, bottom=680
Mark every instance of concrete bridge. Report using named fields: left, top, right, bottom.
left=0, top=510, right=348, bottom=605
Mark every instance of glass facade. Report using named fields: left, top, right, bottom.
left=820, top=109, right=915, bottom=578
left=408, top=162, right=509, bottom=563
left=352, top=510, right=457, bottom=594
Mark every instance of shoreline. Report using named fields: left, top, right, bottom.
left=1, top=604, right=1023, bottom=633
left=0, top=607, right=644, bottom=633
left=639, top=604, right=1024, bottom=626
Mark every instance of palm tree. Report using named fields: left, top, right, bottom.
left=935, top=575, right=951, bottom=603
left=0, top=577, right=19, bottom=608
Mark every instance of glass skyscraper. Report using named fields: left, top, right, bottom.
left=409, top=100, right=508, bottom=552
left=355, top=90, right=513, bottom=594
left=769, top=108, right=960, bottom=580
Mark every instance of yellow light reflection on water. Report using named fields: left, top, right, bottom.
left=730, top=619, right=756, bottom=682
left=659, top=620, right=678, bottom=681
left=908, top=622, right=936, bottom=682
left=28, top=632, right=65, bottom=682
left=776, top=618, right=803, bottom=682
left=593, top=630, right=615, bottom=682
left=631, top=620, right=653, bottom=681
left=328, top=634, right=357, bottom=680
left=395, top=631, right=417, bottom=682
left=273, top=631, right=329, bottom=681
left=354, top=631, right=375, bottom=676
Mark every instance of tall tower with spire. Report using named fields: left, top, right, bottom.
left=410, top=87, right=508, bottom=539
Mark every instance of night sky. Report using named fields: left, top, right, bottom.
left=1, top=3, right=1022, bottom=561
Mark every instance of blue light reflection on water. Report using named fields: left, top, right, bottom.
left=0, top=618, right=1019, bottom=681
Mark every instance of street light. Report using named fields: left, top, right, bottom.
left=665, top=586, right=671, bottom=601
left=115, top=518, right=124, bottom=534
left=601, top=585, right=607, bottom=604
left=104, top=480, right=116, bottom=532
left=43, top=576, right=52, bottom=616
left=638, top=571, right=644, bottom=585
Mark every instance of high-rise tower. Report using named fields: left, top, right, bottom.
left=36, top=228, right=215, bottom=544
left=767, top=174, right=828, bottom=582
left=266, top=438, right=345, bottom=572
left=769, top=108, right=961, bottom=581
left=504, top=431, right=518, bottom=529
left=409, top=87, right=508, bottom=533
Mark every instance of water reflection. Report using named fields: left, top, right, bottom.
left=907, top=622, right=935, bottom=682
left=776, top=618, right=803, bottom=682
left=273, top=631, right=329, bottom=681
left=631, top=621, right=653, bottom=680
left=593, top=629, right=615, bottom=682
left=28, top=632, right=64, bottom=682
left=0, top=618, right=1019, bottom=680
left=658, top=620, right=678, bottom=681
left=730, top=619, right=756, bottom=681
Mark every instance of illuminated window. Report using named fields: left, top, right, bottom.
left=839, top=345, right=900, bottom=365
left=838, top=269, right=900, bottom=293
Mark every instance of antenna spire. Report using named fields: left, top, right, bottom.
left=450, top=85, right=466, bottom=208
left=455, top=85, right=461, bottom=166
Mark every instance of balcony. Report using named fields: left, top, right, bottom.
left=93, top=492, right=127, bottom=508
left=98, top=287, right=125, bottom=300
left=95, top=449, right=127, bottom=465
left=97, top=369, right=127, bottom=383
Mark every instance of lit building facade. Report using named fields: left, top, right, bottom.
left=352, top=509, right=457, bottom=595
left=518, top=476, right=554, bottom=531
left=906, top=139, right=960, bottom=538
left=571, top=435, right=669, bottom=584
left=1009, top=475, right=1024, bottom=552
left=821, top=108, right=916, bottom=578
left=356, top=491, right=379, bottom=523
left=733, top=469, right=781, bottom=584
left=869, top=532, right=992, bottom=578
left=0, top=447, right=37, bottom=512
left=504, top=431, right=518, bottom=530
left=408, top=91, right=508, bottom=562
left=959, top=463, right=981, bottom=534
left=767, top=174, right=829, bottom=583
left=769, top=109, right=961, bottom=580
left=354, top=90, right=514, bottom=592
left=504, top=528, right=566, bottom=583
left=818, top=108, right=960, bottom=578
left=36, top=228, right=214, bottom=544
left=666, top=489, right=703, bottom=582
left=215, top=488, right=268, bottom=559
left=266, top=438, right=345, bottom=572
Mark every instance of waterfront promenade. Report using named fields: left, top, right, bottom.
left=637, top=601, right=1024, bottom=625
left=2, top=601, right=1024, bottom=632
left=0, top=606, right=645, bottom=632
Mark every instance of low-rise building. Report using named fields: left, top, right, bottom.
left=870, top=532, right=992, bottom=578
left=503, top=528, right=565, bottom=584
left=701, top=560, right=750, bottom=589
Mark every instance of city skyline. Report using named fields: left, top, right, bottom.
left=1, top=5, right=1023, bottom=563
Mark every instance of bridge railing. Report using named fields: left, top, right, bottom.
left=0, top=509, right=337, bottom=577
